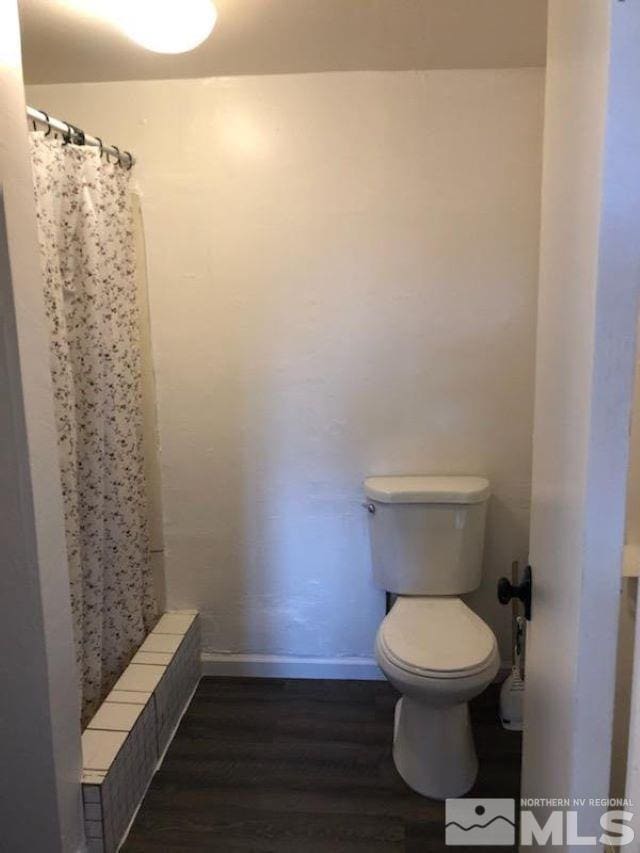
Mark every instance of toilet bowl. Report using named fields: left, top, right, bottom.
left=363, top=474, right=495, bottom=800
left=375, top=595, right=499, bottom=799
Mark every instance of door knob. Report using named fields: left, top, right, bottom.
left=497, top=565, right=532, bottom=621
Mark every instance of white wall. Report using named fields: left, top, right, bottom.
left=0, top=2, right=83, bottom=850
left=29, top=69, right=544, bottom=669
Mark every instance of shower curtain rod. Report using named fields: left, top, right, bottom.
left=27, top=105, right=135, bottom=168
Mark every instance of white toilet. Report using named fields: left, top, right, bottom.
left=364, top=475, right=499, bottom=800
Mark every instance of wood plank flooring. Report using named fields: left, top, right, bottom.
left=123, top=677, right=521, bottom=852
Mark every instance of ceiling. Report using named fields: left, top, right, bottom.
left=19, top=0, right=547, bottom=86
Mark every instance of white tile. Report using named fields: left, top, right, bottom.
left=132, top=651, right=174, bottom=666
left=84, top=820, right=103, bottom=839
left=140, top=633, right=183, bottom=654
left=84, top=803, right=102, bottom=821
left=152, top=612, right=196, bottom=635
left=111, top=663, right=166, bottom=693
left=106, top=689, right=151, bottom=705
left=82, top=781, right=104, bottom=801
left=82, top=730, right=127, bottom=771
left=87, top=702, right=143, bottom=732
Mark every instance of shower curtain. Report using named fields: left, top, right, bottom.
left=30, top=133, right=157, bottom=724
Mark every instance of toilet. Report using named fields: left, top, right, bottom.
left=363, top=475, right=499, bottom=800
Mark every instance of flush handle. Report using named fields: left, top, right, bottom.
left=497, top=565, right=532, bottom=621
left=361, top=502, right=376, bottom=514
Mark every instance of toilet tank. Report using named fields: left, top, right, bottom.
left=363, top=476, right=490, bottom=595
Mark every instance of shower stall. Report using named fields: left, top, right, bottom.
left=27, top=106, right=200, bottom=851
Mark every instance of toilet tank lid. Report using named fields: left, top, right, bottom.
left=363, top=476, right=490, bottom=504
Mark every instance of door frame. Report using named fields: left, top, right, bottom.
left=522, top=0, right=640, bottom=845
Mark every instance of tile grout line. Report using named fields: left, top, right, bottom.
left=81, top=614, right=200, bottom=852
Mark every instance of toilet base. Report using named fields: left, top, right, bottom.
left=392, top=696, right=478, bottom=800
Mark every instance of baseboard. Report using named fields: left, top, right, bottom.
left=202, top=654, right=514, bottom=682
left=201, top=652, right=385, bottom=680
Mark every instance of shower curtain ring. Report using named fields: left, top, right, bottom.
left=62, top=120, right=73, bottom=145
left=41, top=110, right=51, bottom=136
left=123, top=151, right=133, bottom=170
left=112, top=145, right=121, bottom=166
left=96, top=137, right=104, bottom=158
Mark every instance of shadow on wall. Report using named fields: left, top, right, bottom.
left=610, top=314, right=640, bottom=797
left=134, top=194, right=167, bottom=615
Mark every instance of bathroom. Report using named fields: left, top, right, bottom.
left=2, top=1, right=640, bottom=851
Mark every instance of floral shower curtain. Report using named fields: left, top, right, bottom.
left=30, top=133, right=157, bottom=725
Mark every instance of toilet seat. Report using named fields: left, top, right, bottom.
left=378, top=596, right=497, bottom=679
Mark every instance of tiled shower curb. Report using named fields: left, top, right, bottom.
left=81, top=611, right=201, bottom=852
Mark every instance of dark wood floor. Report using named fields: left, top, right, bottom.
left=123, top=677, right=521, bottom=852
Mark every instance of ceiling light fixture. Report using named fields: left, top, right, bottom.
left=116, top=0, right=217, bottom=54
